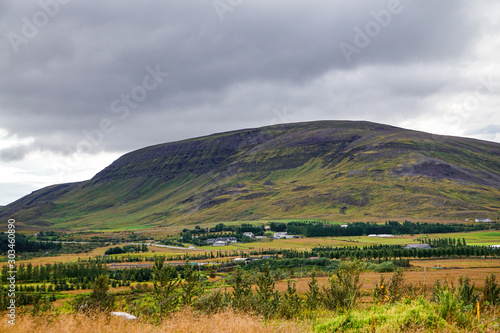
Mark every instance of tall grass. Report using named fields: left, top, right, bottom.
left=1, top=309, right=309, bottom=333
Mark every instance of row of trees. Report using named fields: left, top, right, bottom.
left=104, top=244, right=148, bottom=255
left=143, top=258, right=366, bottom=319
left=292, top=244, right=500, bottom=260
left=286, top=220, right=494, bottom=238
left=7, top=242, right=499, bottom=285
left=420, top=237, right=467, bottom=247
left=0, top=234, right=62, bottom=254
left=69, top=258, right=500, bottom=327
left=0, top=261, right=108, bottom=283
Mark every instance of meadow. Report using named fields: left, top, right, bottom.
left=2, top=224, right=500, bottom=332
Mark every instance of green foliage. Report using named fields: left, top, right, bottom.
left=456, top=275, right=479, bottom=309
left=230, top=267, right=253, bottom=311
left=483, top=273, right=500, bottom=307
left=437, top=288, right=459, bottom=321
left=254, top=262, right=281, bottom=318
left=373, top=269, right=412, bottom=305
left=322, top=260, right=364, bottom=311
left=316, top=300, right=446, bottom=333
left=430, top=276, right=478, bottom=328
left=152, top=256, right=179, bottom=318
left=0, top=234, right=62, bottom=254
left=30, top=292, right=52, bottom=315
left=192, top=289, right=231, bottom=314
left=386, top=269, right=405, bottom=303
left=72, top=274, right=115, bottom=312
left=373, top=261, right=395, bottom=273
left=278, top=278, right=302, bottom=319
left=305, top=270, right=321, bottom=311
left=180, top=261, right=201, bottom=306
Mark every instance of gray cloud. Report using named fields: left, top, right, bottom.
left=0, top=144, right=35, bottom=162
left=0, top=0, right=497, bottom=160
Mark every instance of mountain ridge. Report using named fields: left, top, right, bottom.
left=2, top=120, right=499, bottom=230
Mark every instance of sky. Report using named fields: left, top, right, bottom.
left=0, top=0, right=499, bottom=205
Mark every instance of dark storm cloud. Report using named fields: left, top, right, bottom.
left=0, top=0, right=491, bottom=159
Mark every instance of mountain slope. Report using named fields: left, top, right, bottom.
left=2, top=121, right=500, bottom=230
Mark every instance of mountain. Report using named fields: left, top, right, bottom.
left=2, top=121, right=499, bottom=231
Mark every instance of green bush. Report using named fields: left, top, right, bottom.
left=322, top=260, right=364, bottom=311
left=192, top=289, right=231, bottom=314
left=483, top=273, right=500, bottom=307
left=315, top=300, right=446, bottom=333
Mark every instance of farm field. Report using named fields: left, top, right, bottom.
left=206, top=230, right=500, bottom=251
left=2, top=226, right=500, bottom=332
left=4, top=229, right=500, bottom=267
left=273, top=258, right=500, bottom=294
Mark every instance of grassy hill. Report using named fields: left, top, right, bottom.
left=1, top=121, right=499, bottom=231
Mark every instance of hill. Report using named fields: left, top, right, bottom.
left=1, top=120, right=499, bottom=231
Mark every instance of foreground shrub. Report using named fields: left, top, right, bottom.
left=322, top=260, right=364, bottom=311
left=230, top=267, right=254, bottom=312
left=483, top=273, right=500, bottom=307
left=72, top=274, right=115, bottom=312
left=316, top=300, right=448, bottom=333
left=254, top=263, right=281, bottom=318
left=278, top=278, right=302, bottom=319
left=152, top=256, right=180, bottom=318
left=192, top=288, right=231, bottom=315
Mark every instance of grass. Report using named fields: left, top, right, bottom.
left=3, top=309, right=309, bottom=333
left=4, top=300, right=500, bottom=333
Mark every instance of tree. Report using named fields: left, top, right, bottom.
left=152, top=256, right=180, bottom=319
left=305, top=270, right=321, bottom=310
left=231, top=267, right=253, bottom=310
left=88, top=275, right=114, bottom=310
left=322, top=260, right=364, bottom=311
left=72, top=274, right=114, bottom=312
left=255, top=262, right=280, bottom=318
left=278, top=278, right=301, bottom=319
left=456, top=275, right=479, bottom=309
left=483, top=273, right=500, bottom=307
left=181, top=261, right=201, bottom=306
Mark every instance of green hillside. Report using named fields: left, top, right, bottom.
left=2, top=121, right=499, bottom=230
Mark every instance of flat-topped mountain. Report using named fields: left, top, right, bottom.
left=2, top=121, right=499, bottom=230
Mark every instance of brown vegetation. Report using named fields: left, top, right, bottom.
left=2, top=309, right=309, bottom=333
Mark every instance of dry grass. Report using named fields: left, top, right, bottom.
left=274, top=259, right=500, bottom=304
left=3, top=309, right=310, bottom=333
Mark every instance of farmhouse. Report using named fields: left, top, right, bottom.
left=207, top=236, right=237, bottom=246
left=273, top=232, right=288, bottom=239
left=243, top=232, right=254, bottom=238
left=233, top=257, right=249, bottom=262
left=404, top=244, right=432, bottom=250
left=475, top=218, right=493, bottom=223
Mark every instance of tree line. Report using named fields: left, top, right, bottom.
left=286, top=220, right=494, bottom=237
left=0, top=234, right=62, bottom=254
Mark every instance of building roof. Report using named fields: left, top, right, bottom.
left=404, top=244, right=432, bottom=249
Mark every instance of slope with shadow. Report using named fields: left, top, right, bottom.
left=1, top=121, right=499, bottom=230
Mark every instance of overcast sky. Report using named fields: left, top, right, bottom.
left=0, top=0, right=499, bottom=205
